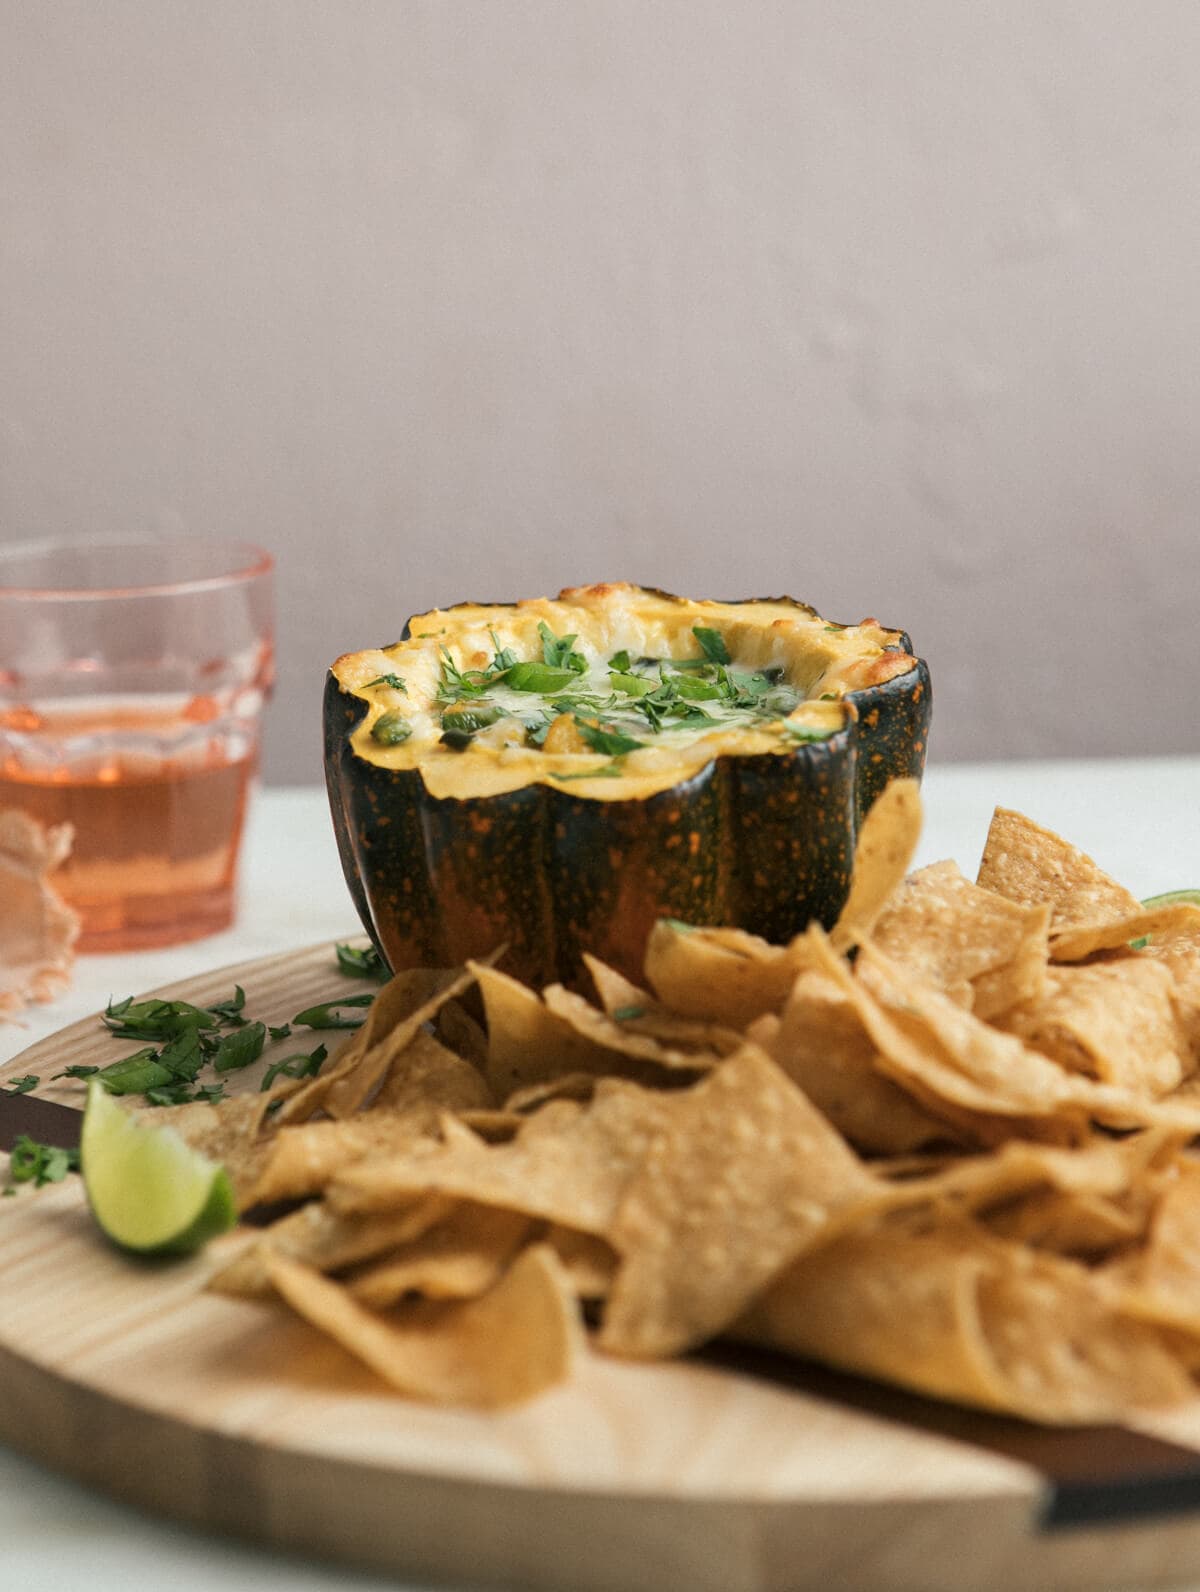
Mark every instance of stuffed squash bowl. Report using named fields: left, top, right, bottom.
left=324, top=583, right=931, bottom=986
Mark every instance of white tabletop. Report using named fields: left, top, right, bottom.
left=2, top=760, right=1199, bottom=1592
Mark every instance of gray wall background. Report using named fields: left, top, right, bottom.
left=3, top=1, right=1199, bottom=785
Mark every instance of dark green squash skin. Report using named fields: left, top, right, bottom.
left=323, top=609, right=931, bottom=989
left=848, top=638, right=931, bottom=822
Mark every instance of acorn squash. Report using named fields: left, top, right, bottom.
left=324, top=583, right=931, bottom=987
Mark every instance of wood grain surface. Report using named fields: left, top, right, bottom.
left=5, top=945, right=1200, bottom=1591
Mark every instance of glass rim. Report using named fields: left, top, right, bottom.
left=0, top=536, right=273, bottom=601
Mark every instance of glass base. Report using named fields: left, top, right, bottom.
left=74, top=885, right=236, bottom=953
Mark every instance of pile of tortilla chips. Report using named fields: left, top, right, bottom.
left=161, top=779, right=1200, bottom=1422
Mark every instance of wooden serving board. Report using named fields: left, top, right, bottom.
left=6, top=945, right=1200, bottom=1592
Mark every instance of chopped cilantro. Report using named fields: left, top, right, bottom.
left=538, top=621, right=588, bottom=675
left=335, top=943, right=389, bottom=981
left=262, top=1043, right=328, bottom=1091
left=97, top=1048, right=175, bottom=1096
left=86, top=978, right=352, bottom=1106
left=364, top=672, right=408, bottom=693
left=505, top=661, right=578, bottom=695
left=1, top=1075, right=38, bottom=1096
left=671, top=674, right=725, bottom=702
left=102, top=995, right=217, bottom=1041
left=692, top=626, right=731, bottom=665
left=143, top=1080, right=227, bottom=1108
left=487, top=630, right=518, bottom=674
left=437, top=648, right=502, bottom=701
left=609, top=671, right=656, bottom=698
left=206, top=986, right=247, bottom=1027
left=210, top=1021, right=267, bottom=1074
left=8, top=1135, right=78, bottom=1186
left=573, top=719, right=646, bottom=757
left=292, top=994, right=375, bottom=1030
left=155, top=1027, right=207, bottom=1082
left=549, top=762, right=624, bottom=781
left=524, top=714, right=554, bottom=748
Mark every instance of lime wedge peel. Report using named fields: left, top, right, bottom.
left=80, top=1079, right=236, bottom=1256
left=1142, top=890, right=1200, bottom=909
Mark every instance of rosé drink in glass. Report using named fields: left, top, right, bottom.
left=0, top=538, right=274, bottom=951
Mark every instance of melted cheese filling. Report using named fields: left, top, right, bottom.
left=332, top=587, right=915, bottom=802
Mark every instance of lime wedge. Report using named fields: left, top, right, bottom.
left=80, top=1079, right=236, bottom=1255
left=1142, top=889, right=1200, bottom=909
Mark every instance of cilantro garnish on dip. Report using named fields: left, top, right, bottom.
left=334, top=587, right=915, bottom=801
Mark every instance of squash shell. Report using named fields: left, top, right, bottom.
left=324, top=591, right=931, bottom=987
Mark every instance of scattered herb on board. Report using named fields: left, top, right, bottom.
left=8, top=1136, right=79, bottom=1187
left=4, top=948, right=379, bottom=1113
left=292, top=995, right=375, bottom=1030
left=335, top=943, right=390, bottom=981
left=262, top=1043, right=328, bottom=1091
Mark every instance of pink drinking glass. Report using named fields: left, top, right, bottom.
left=0, top=537, right=274, bottom=950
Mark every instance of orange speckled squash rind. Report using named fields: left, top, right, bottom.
left=323, top=596, right=931, bottom=988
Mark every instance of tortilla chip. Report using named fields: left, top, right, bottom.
left=325, top=962, right=486, bottom=1119
left=474, top=962, right=616, bottom=1098
left=328, top=1079, right=675, bottom=1237
left=642, top=919, right=803, bottom=1027
left=599, top=1043, right=873, bottom=1356
left=1145, top=932, right=1200, bottom=1062
left=1108, top=1161, right=1200, bottom=1339
left=435, top=999, right=489, bottom=1069
left=976, top=808, right=1141, bottom=928
left=811, top=932, right=1200, bottom=1144
left=1001, top=959, right=1190, bottom=1096
left=545, top=1225, right=618, bottom=1300
left=504, top=1073, right=598, bottom=1113
left=971, top=905, right=1052, bottom=1023
left=541, top=983, right=729, bottom=1073
left=453, top=1108, right=523, bottom=1142
left=1050, top=904, right=1200, bottom=963
left=142, top=1093, right=276, bottom=1208
left=0, top=809, right=80, bottom=1017
left=828, top=777, right=923, bottom=954
left=346, top=1204, right=533, bottom=1306
left=751, top=973, right=952, bottom=1155
left=736, top=1215, right=1192, bottom=1423
left=985, top=1188, right=1143, bottom=1258
left=583, top=953, right=654, bottom=1017
left=276, top=965, right=468, bottom=1122
left=375, top=1027, right=492, bottom=1114
left=869, top=1131, right=1171, bottom=1217
left=265, top=1243, right=582, bottom=1408
left=870, top=861, right=1050, bottom=1019
left=208, top=1194, right=454, bottom=1297
left=810, top=932, right=1090, bottom=1143
left=244, top=1112, right=437, bottom=1207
